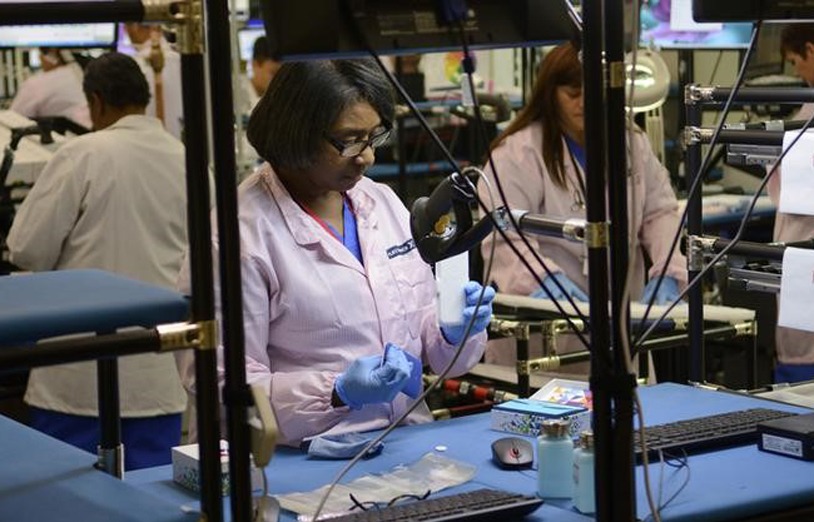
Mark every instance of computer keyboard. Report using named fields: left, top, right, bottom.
left=322, top=488, right=544, bottom=522
left=634, top=407, right=798, bottom=461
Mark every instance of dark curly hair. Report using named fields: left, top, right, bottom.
left=83, top=52, right=151, bottom=108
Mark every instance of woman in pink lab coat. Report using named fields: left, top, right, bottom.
left=177, top=59, right=493, bottom=447
left=479, top=42, right=686, bottom=366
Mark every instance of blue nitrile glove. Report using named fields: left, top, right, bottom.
left=441, top=281, right=496, bottom=345
left=530, top=272, right=589, bottom=302
left=334, top=343, right=412, bottom=410
left=306, top=432, right=384, bottom=460
left=640, top=276, right=680, bottom=306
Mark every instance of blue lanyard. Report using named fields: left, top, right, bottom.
left=564, top=134, right=586, bottom=171
left=341, top=198, right=363, bottom=264
left=564, top=135, right=587, bottom=202
left=301, top=196, right=364, bottom=265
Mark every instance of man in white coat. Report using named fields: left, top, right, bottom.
left=10, top=47, right=91, bottom=129
left=7, top=52, right=188, bottom=470
left=124, top=23, right=184, bottom=141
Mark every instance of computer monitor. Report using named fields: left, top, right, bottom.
left=0, top=23, right=118, bottom=49
left=692, top=0, right=814, bottom=22
left=258, top=0, right=578, bottom=60
left=744, top=23, right=786, bottom=80
left=238, top=26, right=265, bottom=63
left=640, top=0, right=752, bottom=49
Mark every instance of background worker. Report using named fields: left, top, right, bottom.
left=479, top=42, right=686, bottom=366
left=10, top=47, right=91, bottom=129
left=765, top=23, right=814, bottom=383
left=241, top=35, right=281, bottom=113
left=7, top=52, right=188, bottom=470
left=123, top=22, right=184, bottom=141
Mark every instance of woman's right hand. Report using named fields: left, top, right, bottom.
left=334, top=343, right=412, bottom=409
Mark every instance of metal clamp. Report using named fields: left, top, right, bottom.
left=684, top=84, right=715, bottom=106
left=142, top=0, right=180, bottom=21
left=157, top=319, right=218, bottom=351
left=734, top=320, right=757, bottom=337
left=518, top=355, right=562, bottom=375
left=489, top=319, right=530, bottom=341
left=174, top=0, right=205, bottom=54
left=584, top=221, right=609, bottom=248
left=563, top=218, right=586, bottom=242
left=687, top=234, right=716, bottom=271
left=492, top=206, right=512, bottom=233
left=682, top=126, right=714, bottom=147
left=96, top=444, right=124, bottom=479
left=609, top=61, right=625, bottom=89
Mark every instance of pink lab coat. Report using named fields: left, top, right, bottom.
left=177, top=164, right=485, bottom=446
left=479, top=122, right=686, bottom=366
left=767, top=103, right=814, bottom=365
left=479, top=121, right=686, bottom=299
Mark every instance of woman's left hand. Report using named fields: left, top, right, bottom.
left=440, top=281, right=496, bottom=345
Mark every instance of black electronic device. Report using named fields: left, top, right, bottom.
left=322, top=487, right=544, bottom=522
left=758, top=411, right=814, bottom=461
left=640, top=1, right=752, bottom=49
left=490, top=436, right=534, bottom=470
left=398, top=72, right=427, bottom=102
left=257, top=0, right=579, bottom=60
left=633, top=407, right=798, bottom=462
left=692, top=0, right=814, bottom=22
left=410, top=172, right=499, bottom=264
left=744, top=23, right=789, bottom=80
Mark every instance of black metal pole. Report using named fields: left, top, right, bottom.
left=581, top=1, right=615, bottom=520
left=702, top=86, right=814, bottom=104
left=203, top=1, right=253, bottom=519
left=517, top=338, right=529, bottom=397
left=710, top=237, right=794, bottom=260
left=0, top=0, right=145, bottom=24
left=676, top=50, right=694, bottom=193
left=180, top=46, right=224, bottom=522
left=685, top=101, right=705, bottom=383
left=605, top=1, right=636, bottom=520
left=97, top=358, right=122, bottom=477
left=0, top=330, right=161, bottom=373
left=700, top=129, right=785, bottom=146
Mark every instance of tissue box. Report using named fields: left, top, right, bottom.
left=172, top=441, right=264, bottom=496
left=532, top=378, right=593, bottom=411
left=490, top=378, right=592, bottom=438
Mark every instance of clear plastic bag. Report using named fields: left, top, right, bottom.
left=276, top=452, right=477, bottom=520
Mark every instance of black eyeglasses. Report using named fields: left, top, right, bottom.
left=348, top=490, right=432, bottom=511
left=324, top=126, right=392, bottom=157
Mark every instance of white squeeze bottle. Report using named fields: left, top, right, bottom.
left=536, top=418, right=574, bottom=498
left=572, top=430, right=596, bottom=515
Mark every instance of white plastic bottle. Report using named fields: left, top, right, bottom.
left=572, top=430, right=596, bottom=515
left=537, top=419, right=573, bottom=498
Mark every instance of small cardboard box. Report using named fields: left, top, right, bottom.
left=490, top=378, right=592, bottom=438
left=172, top=441, right=264, bottom=496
